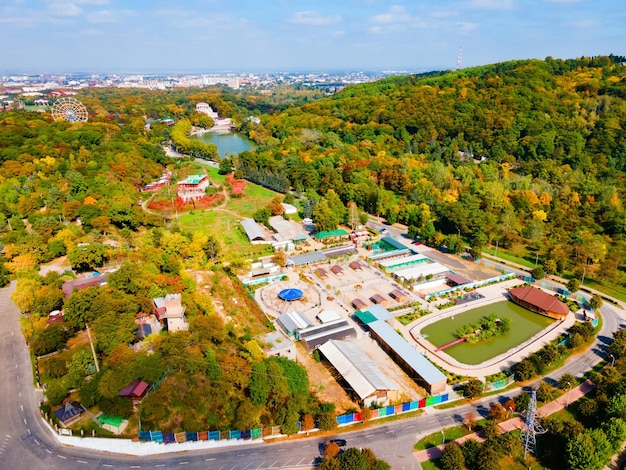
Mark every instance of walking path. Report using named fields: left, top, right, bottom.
left=414, top=379, right=596, bottom=462
left=387, top=278, right=578, bottom=380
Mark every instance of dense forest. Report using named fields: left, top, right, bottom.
left=233, top=56, right=626, bottom=290
left=0, top=103, right=334, bottom=434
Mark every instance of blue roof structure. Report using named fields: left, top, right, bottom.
left=278, top=288, right=303, bottom=301
left=364, top=304, right=393, bottom=322
left=368, top=319, right=446, bottom=387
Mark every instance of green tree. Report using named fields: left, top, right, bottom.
left=337, top=447, right=367, bottom=470
left=46, top=380, right=70, bottom=407
left=514, top=392, right=531, bottom=412
left=203, top=235, right=220, bottom=261
left=68, top=243, right=107, bottom=272
left=531, top=266, right=545, bottom=279
left=92, top=310, right=137, bottom=355
left=589, top=294, right=603, bottom=310
left=440, top=442, right=465, bottom=470
left=559, top=373, right=577, bottom=390
left=607, top=394, right=626, bottom=419
left=567, top=429, right=612, bottom=470
left=464, top=378, right=484, bottom=398
left=65, top=349, right=95, bottom=389
left=602, top=417, right=626, bottom=451
left=312, top=199, right=339, bottom=232
left=45, top=357, right=68, bottom=378
left=567, top=278, right=581, bottom=293
left=476, top=446, right=500, bottom=470
left=317, top=411, right=338, bottom=431
left=461, top=439, right=482, bottom=469
left=30, top=323, right=72, bottom=356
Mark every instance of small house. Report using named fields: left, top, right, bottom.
left=349, top=260, right=363, bottom=271
left=54, top=401, right=86, bottom=427
left=351, top=298, right=367, bottom=310
left=153, top=294, right=188, bottom=332
left=119, top=380, right=150, bottom=406
left=315, top=267, right=328, bottom=279
left=330, top=265, right=344, bottom=276
left=370, top=293, right=388, bottom=306
left=389, top=289, right=408, bottom=302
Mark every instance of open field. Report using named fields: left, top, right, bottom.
left=178, top=210, right=272, bottom=260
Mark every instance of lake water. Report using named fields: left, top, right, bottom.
left=421, top=301, right=555, bottom=365
left=193, top=131, right=256, bottom=159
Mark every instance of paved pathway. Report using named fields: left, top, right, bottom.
left=388, top=279, right=578, bottom=379
left=414, top=379, right=596, bottom=462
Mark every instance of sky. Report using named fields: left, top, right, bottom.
left=1, top=0, right=624, bottom=74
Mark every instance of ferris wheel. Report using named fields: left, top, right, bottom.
left=51, top=97, right=88, bottom=122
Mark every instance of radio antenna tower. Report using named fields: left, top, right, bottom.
left=521, top=389, right=547, bottom=458
left=456, top=46, right=463, bottom=70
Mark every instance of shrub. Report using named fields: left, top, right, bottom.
left=45, top=357, right=68, bottom=378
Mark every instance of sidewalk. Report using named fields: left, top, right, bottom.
left=414, top=380, right=596, bottom=462
left=389, top=278, right=577, bottom=379
left=480, top=253, right=626, bottom=311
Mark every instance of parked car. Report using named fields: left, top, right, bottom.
left=329, top=438, right=347, bottom=447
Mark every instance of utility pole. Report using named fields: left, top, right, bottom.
left=85, top=323, right=100, bottom=373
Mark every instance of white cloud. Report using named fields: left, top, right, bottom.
left=456, top=21, right=479, bottom=34
left=289, top=11, right=341, bottom=26
left=566, top=19, right=600, bottom=28
left=465, top=0, right=515, bottom=10
left=370, top=5, right=412, bottom=24
left=87, top=9, right=116, bottom=23
left=48, top=3, right=82, bottom=17
left=368, top=5, right=427, bottom=33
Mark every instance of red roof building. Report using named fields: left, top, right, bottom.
left=118, top=380, right=150, bottom=405
left=508, top=286, right=570, bottom=320
left=62, top=274, right=107, bottom=299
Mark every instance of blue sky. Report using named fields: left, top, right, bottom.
left=1, top=0, right=624, bottom=73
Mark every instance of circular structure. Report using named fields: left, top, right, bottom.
left=278, top=288, right=304, bottom=301
left=51, top=97, right=88, bottom=122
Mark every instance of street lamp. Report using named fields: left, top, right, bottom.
left=566, top=382, right=572, bottom=407
left=535, top=253, right=539, bottom=267
left=610, top=354, right=616, bottom=367
left=495, top=240, right=499, bottom=258
left=441, top=430, right=445, bottom=445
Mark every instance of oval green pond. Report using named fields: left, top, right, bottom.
left=420, top=301, right=555, bottom=365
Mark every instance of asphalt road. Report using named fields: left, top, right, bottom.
left=1, top=254, right=624, bottom=470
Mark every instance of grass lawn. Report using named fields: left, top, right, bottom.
left=414, top=421, right=486, bottom=450
left=226, top=183, right=279, bottom=218
left=483, top=247, right=535, bottom=269
left=581, top=277, right=626, bottom=304
left=177, top=210, right=272, bottom=260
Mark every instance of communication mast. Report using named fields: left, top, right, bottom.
left=456, top=46, right=463, bottom=70
left=521, top=389, right=547, bottom=458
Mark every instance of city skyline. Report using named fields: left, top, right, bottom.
left=1, top=0, right=624, bottom=74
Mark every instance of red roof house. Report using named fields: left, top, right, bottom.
left=118, top=380, right=150, bottom=405
left=508, top=286, right=570, bottom=320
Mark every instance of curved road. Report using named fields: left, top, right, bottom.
left=1, top=275, right=624, bottom=470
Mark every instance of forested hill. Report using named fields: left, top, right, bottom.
left=240, top=56, right=626, bottom=286
left=265, top=56, right=626, bottom=172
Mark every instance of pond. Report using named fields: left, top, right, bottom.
left=193, top=131, right=256, bottom=159
left=420, top=301, right=554, bottom=365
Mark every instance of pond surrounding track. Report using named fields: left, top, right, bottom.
left=420, top=301, right=554, bottom=365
